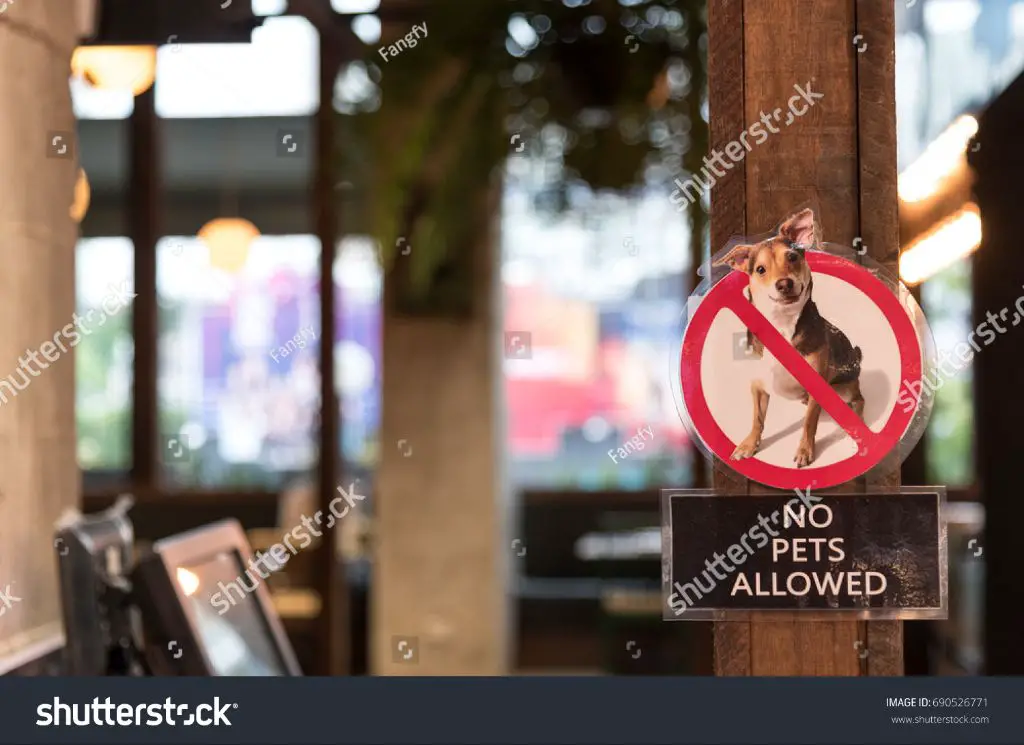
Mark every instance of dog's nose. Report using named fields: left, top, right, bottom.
left=775, top=278, right=795, bottom=294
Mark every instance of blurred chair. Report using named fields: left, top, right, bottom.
left=248, top=480, right=370, bottom=673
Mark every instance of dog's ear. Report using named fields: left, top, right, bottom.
left=779, top=208, right=820, bottom=247
left=714, top=244, right=754, bottom=272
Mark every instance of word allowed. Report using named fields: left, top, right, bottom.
left=270, top=325, right=317, bottom=363
left=608, top=425, right=655, bottom=463
left=729, top=503, right=886, bottom=598
left=378, top=23, right=428, bottom=62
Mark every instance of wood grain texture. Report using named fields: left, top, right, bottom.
left=856, top=0, right=903, bottom=676
left=708, top=0, right=751, bottom=677
left=707, top=0, right=747, bottom=253
left=709, top=0, right=901, bottom=677
left=855, top=0, right=900, bottom=276
left=745, top=0, right=859, bottom=678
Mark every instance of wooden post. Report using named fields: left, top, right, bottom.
left=708, top=0, right=902, bottom=676
left=313, top=40, right=348, bottom=677
left=129, top=85, right=160, bottom=492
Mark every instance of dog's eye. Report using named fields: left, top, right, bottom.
left=755, top=266, right=766, bottom=275
left=786, top=251, right=800, bottom=263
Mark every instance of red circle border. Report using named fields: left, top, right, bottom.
left=679, top=251, right=923, bottom=490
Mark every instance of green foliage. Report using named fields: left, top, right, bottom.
left=75, top=301, right=133, bottom=469
left=927, top=376, right=972, bottom=485
left=922, top=263, right=974, bottom=486
left=337, top=0, right=706, bottom=310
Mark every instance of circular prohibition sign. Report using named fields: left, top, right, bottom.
left=679, top=251, right=923, bottom=490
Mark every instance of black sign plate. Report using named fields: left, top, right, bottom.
left=662, top=489, right=946, bottom=620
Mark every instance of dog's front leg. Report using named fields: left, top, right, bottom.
left=732, top=381, right=769, bottom=460
left=794, top=397, right=821, bottom=467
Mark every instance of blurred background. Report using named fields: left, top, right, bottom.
left=1, top=0, right=1017, bottom=675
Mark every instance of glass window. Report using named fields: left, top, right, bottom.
left=252, top=0, right=288, bottom=16
left=896, top=0, right=1024, bottom=168
left=71, top=76, right=135, bottom=121
left=502, top=160, right=692, bottom=491
left=156, top=235, right=382, bottom=489
left=157, top=235, right=321, bottom=488
left=333, top=238, right=382, bottom=480
left=76, top=238, right=134, bottom=470
left=155, top=16, right=319, bottom=118
left=331, top=0, right=380, bottom=12
left=921, top=261, right=974, bottom=485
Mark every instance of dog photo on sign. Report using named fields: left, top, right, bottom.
left=710, top=208, right=894, bottom=469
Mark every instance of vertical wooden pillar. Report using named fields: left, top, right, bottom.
left=129, top=86, right=159, bottom=491
left=314, top=40, right=348, bottom=676
left=0, top=1, right=80, bottom=660
left=709, top=0, right=902, bottom=676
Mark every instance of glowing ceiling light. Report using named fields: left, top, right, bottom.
left=198, top=218, right=260, bottom=273
left=71, top=46, right=157, bottom=97
left=70, top=168, right=90, bottom=223
left=898, top=115, right=978, bottom=204
left=900, top=204, right=981, bottom=285
left=176, top=567, right=200, bottom=597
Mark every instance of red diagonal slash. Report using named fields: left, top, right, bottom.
left=680, top=251, right=922, bottom=489
left=723, top=286, right=877, bottom=451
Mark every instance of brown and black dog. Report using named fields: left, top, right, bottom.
left=715, top=208, right=864, bottom=467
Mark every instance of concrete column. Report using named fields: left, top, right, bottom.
left=0, top=2, right=80, bottom=663
left=373, top=190, right=509, bottom=675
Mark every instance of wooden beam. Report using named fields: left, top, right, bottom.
left=709, top=0, right=902, bottom=676
left=129, top=86, right=160, bottom=492
left=855, top=0, right=902, bottom=678
left=313, top=40, right=347, bottom=677
left=707, top=0, right=751, bottom=677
